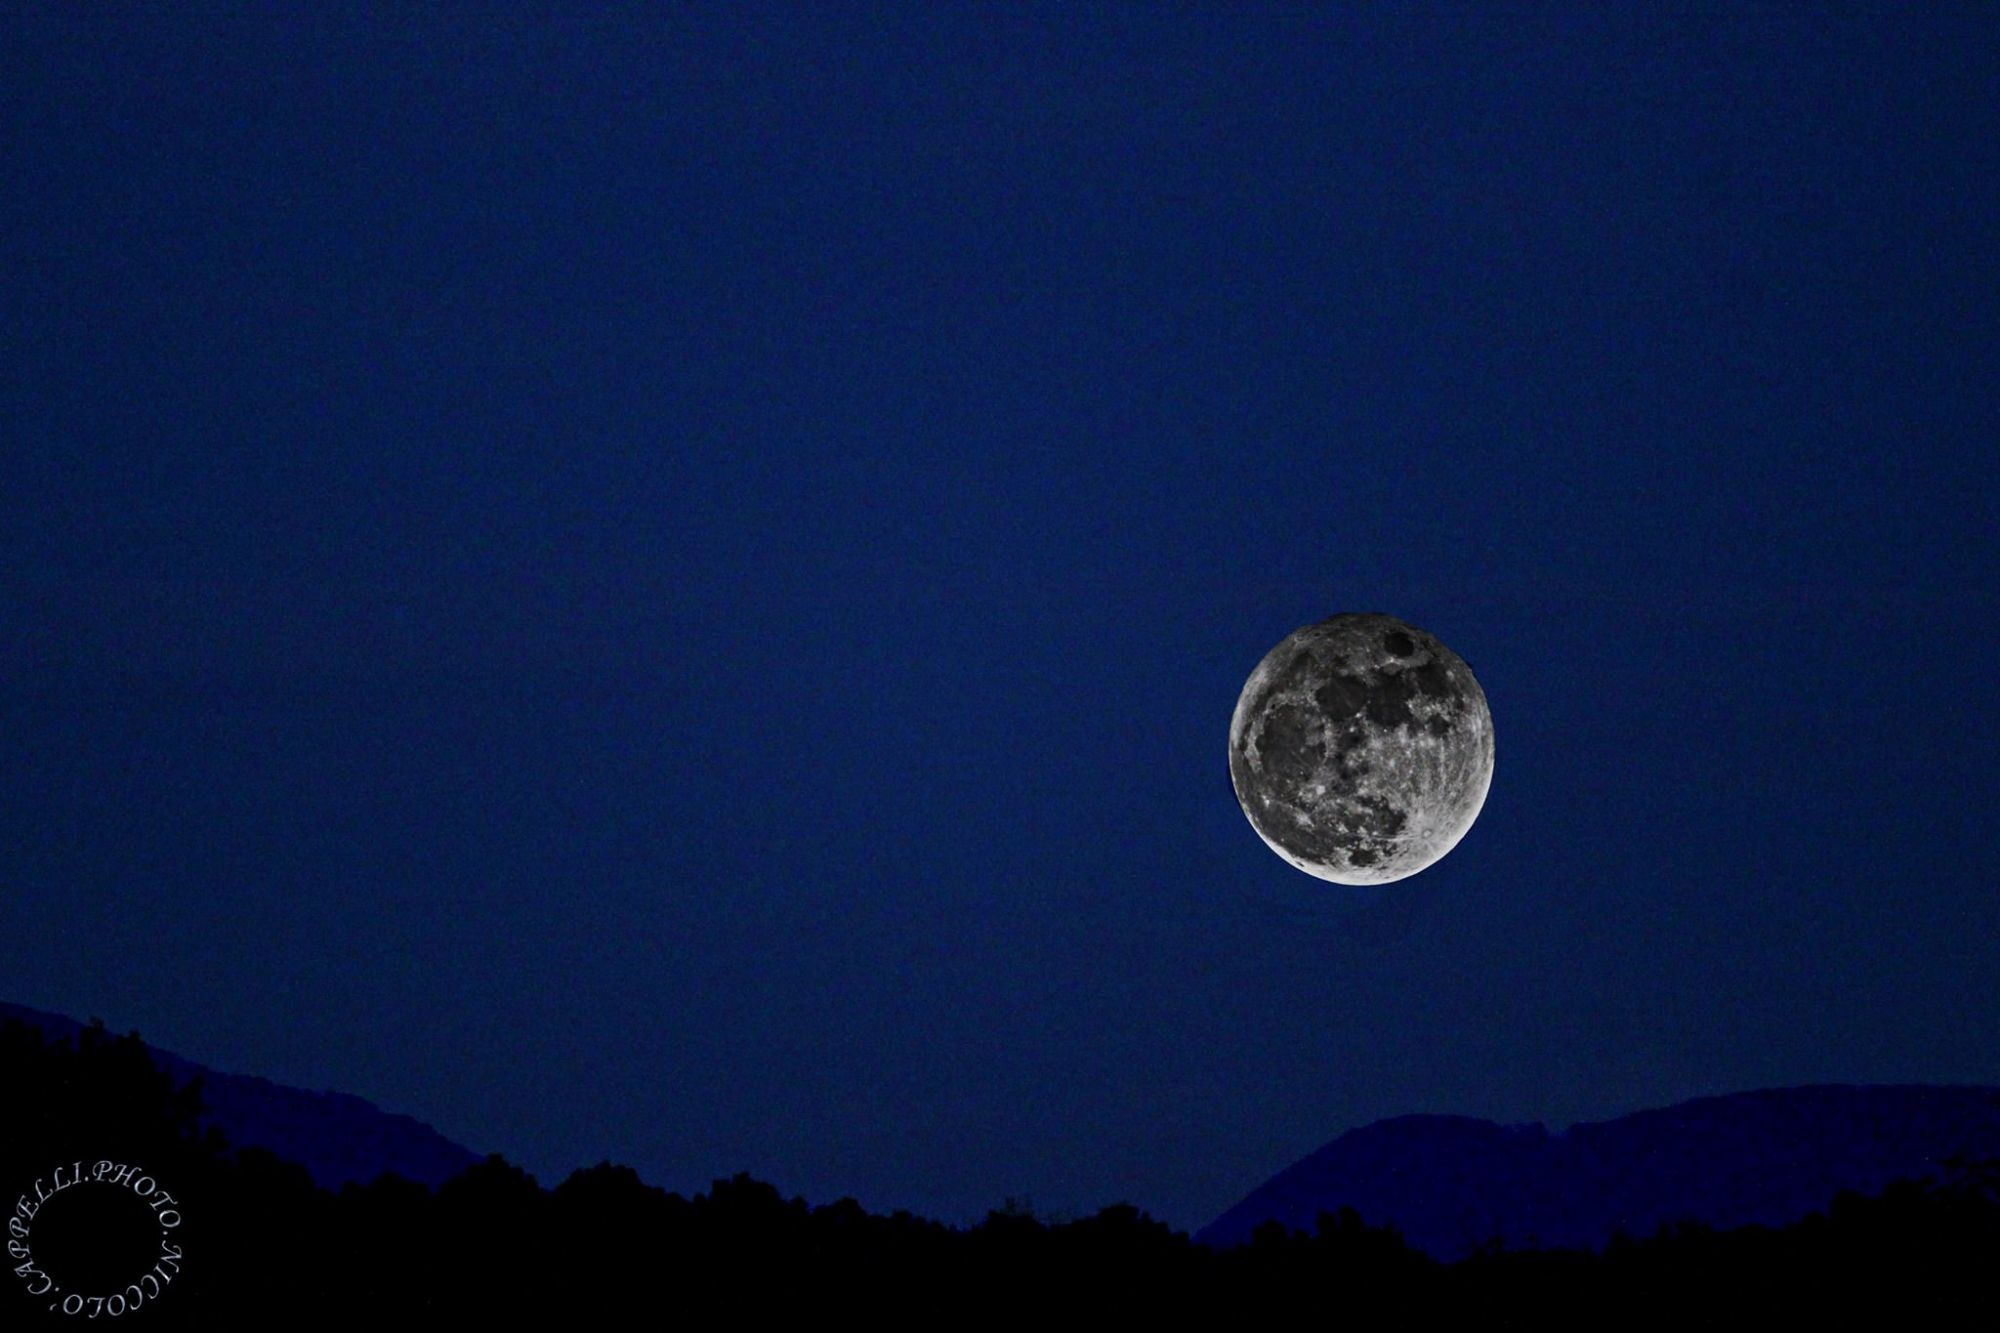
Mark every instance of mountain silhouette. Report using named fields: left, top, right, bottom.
left=1197, top=1085, right=2000, bottom=1257
left=0, top=1001, right=482, bottom=1190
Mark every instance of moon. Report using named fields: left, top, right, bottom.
left=1229, top=613, right=1493, bottom=884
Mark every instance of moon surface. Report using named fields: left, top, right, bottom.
left=1229, top=613, right=1493, bottom=884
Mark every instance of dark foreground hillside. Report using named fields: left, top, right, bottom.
left=1201, top=1086, right=2000, bottom=1256
left=4, top=1015, right=1994, bottom=1328
left=0, top=1001, right=482, bottom=1190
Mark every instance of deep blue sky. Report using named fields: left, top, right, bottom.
left=3, top=5, right=1996, bottom=1232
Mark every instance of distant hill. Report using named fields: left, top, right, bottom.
left=1197, top=1085, right=2000, bottom=1257
left=0, top=1000, right=482, bottom=1190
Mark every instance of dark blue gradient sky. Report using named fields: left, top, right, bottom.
left=3, top=5, right=1996, bottom=1231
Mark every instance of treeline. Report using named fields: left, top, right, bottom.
left=4, top=1017, right=1995, bottom=1326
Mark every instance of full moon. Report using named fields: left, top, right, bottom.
left=1229, top=613, right=1494, bottom=884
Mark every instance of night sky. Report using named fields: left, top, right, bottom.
left=4, top=5, right=1996, bottom=1233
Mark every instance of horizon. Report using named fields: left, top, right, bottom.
left=8, top=996, right=1998, bottom=1235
